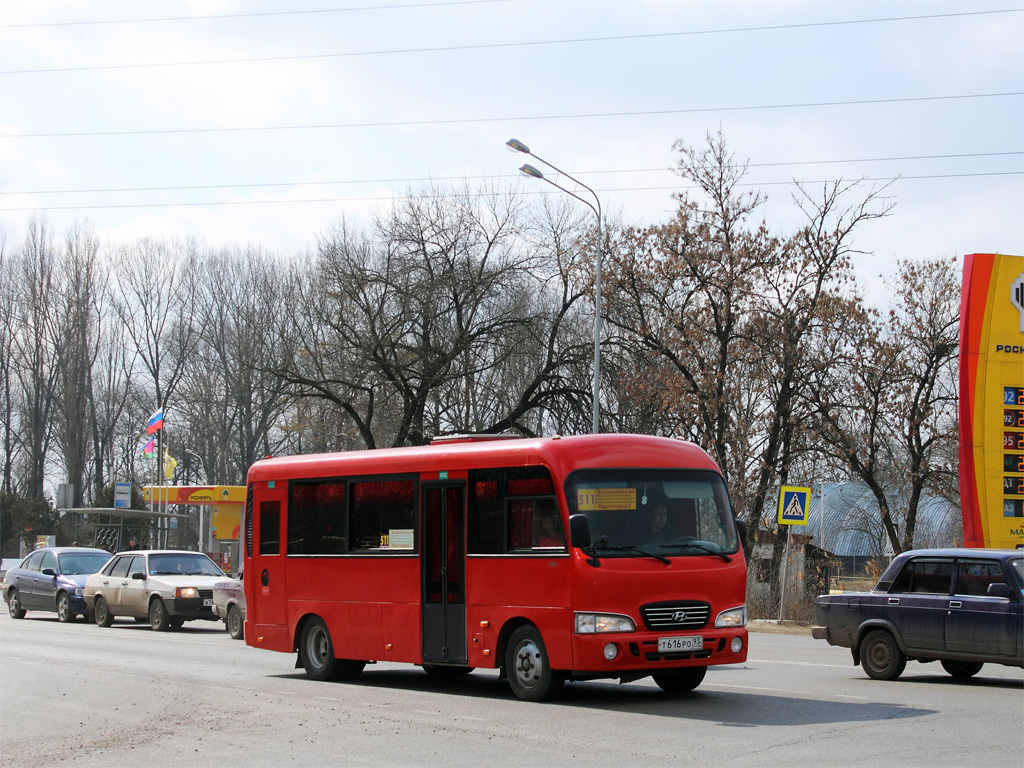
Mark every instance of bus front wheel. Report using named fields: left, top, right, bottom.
left=505, top=625, right=563, bottom=702
left=299, top=617, right=365, bottom=682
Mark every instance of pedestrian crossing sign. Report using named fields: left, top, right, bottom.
left=778, top=486, right=811, bottom=525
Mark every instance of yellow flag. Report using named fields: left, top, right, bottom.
left=164, top=447, right=178, bottom=480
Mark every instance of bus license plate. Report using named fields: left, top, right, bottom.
left=658, top=635, right=703, bottom=653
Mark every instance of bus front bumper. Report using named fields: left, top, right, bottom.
left=571, top=628, right=748, bottom=672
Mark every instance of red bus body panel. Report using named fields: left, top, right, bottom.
left=244, top=434, right=748, bottom=677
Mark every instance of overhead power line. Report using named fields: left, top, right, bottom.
left=3, top=152, right=1020, bottom=197
left=1, top=171, right=1019, bottom=213
left=1, top=0, right=513, bottom=28
left=2, top=9, right=1021, bottom=74
left=5, top=92, right=1020, bottom=139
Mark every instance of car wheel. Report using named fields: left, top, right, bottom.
left=941, top=659, right=984, bottom=679
left=57, top=592, right=75, bottom=623
left=7, top=589, right=26, bottom=619
left=505, top=625, right=564, bottom=702
left=653, top=666, right=708, bottom=693
left=226, top=605, right=244, bottom=640
left=149, top=597, right=170, bottom=631
left=860, top=629, right=906, bottom=680
left=94, top=597, right=113, bottom=627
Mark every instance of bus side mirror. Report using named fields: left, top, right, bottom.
left=568, top=514, right=591, bottom=550
left=735, top=518, right=747, bottom=544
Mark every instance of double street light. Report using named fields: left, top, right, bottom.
left=506, top=138, right=603, bottom=434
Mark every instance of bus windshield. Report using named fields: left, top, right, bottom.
left=565, top=469, right=739, bottom=557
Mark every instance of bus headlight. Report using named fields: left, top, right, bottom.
left=714, top=606, right=747, bottom=628
left=575, top=613, right=636, bottom=634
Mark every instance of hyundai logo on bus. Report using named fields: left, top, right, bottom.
left=673, top=611, right=688, bottom=622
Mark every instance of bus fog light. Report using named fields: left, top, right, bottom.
left=731, top=637, right=743, bottom=654
left=603, top=643, right=619, bottom=661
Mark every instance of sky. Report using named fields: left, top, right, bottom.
left=1, top=0, right=1022, bottom=297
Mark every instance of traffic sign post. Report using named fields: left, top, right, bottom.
left=777, top=486, right=811, bottom=621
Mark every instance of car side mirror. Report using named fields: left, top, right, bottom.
left=131, top=572, right=146, bottom=580
left=41, top=568, right=56, bottom=577
left=568, top=514, right=591, bottom=549
left=987, top=582, right=1011, bottom=599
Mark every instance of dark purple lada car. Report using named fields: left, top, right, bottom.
left=813, top=548, right=1023, bottom=680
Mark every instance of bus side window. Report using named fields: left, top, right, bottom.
left=259, top=501, right=280, bottom=555
left=468, top=477, right=503, bottom=554
left=507, top=499, right=533, bottom=550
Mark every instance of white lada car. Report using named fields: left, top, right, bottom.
left=84, top=550, right=227, bottom=631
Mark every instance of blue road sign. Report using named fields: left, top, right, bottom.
left=778, top=486, right=811, bottom=525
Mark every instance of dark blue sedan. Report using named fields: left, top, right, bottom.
left=2, top=547, right=112, bottom=622
left=813, top=548, right=1023, bottom=680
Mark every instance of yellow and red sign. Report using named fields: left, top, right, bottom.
left=143, top=485, right=246, bottom=541
left=959, top=253, right=1024, bottom=548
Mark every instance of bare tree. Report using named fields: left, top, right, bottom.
left=111, top=239, right=202, bottom=460
left=10, top=216, right=60, bottom=500
left=275, top=184, right=592, bottom=448
left=181, top=247, right=294, bottom=483
left=805, top=257, right=960, bottom=554
left=51, top=223, right=102, bottom=506
left=0, top=229, right=17, bottom=495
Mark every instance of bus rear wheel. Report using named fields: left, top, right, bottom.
left=299, top=617, right=365, bottom=681
left=505, top=625, right=563, bottom=702
left=653, top=666, right=707, bottom=693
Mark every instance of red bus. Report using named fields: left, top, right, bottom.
left=243, top=433, right=748, bottom=701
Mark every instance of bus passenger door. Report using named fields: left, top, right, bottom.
left=422, top=483, right=468, bottom=665
left=250, top=482, right=288, bottom=641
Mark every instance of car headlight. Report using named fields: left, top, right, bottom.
left=575, top=613, right=636, bottom=634
left=715, top=606, right=747, bottom=628
left=74, top=588, right=84, bottom=596
left=176, top=587, right=199, bottom=599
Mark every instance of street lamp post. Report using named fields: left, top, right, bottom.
left=506, top=138, right=603, bottom=434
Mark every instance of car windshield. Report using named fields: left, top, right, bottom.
left=148, top=553, right=225, bottom=577
left=58, top=552, right=111, bottom=575
left=565, top=469, right=739, bottom=557
left=1007, top=558, right=1023, bottom=594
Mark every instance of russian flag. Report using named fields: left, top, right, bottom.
left=146, top=408, right=164, bottom=434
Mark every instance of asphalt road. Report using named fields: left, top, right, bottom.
left=1, top=612, right=1021, bottom=767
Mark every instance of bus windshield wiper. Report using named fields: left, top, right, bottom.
left=596, top=542, right=670, bottom=565
left=658, top=538, right=731, bottom=562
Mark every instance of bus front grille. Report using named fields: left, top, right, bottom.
left=640, top=601, right=711, bottom=631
